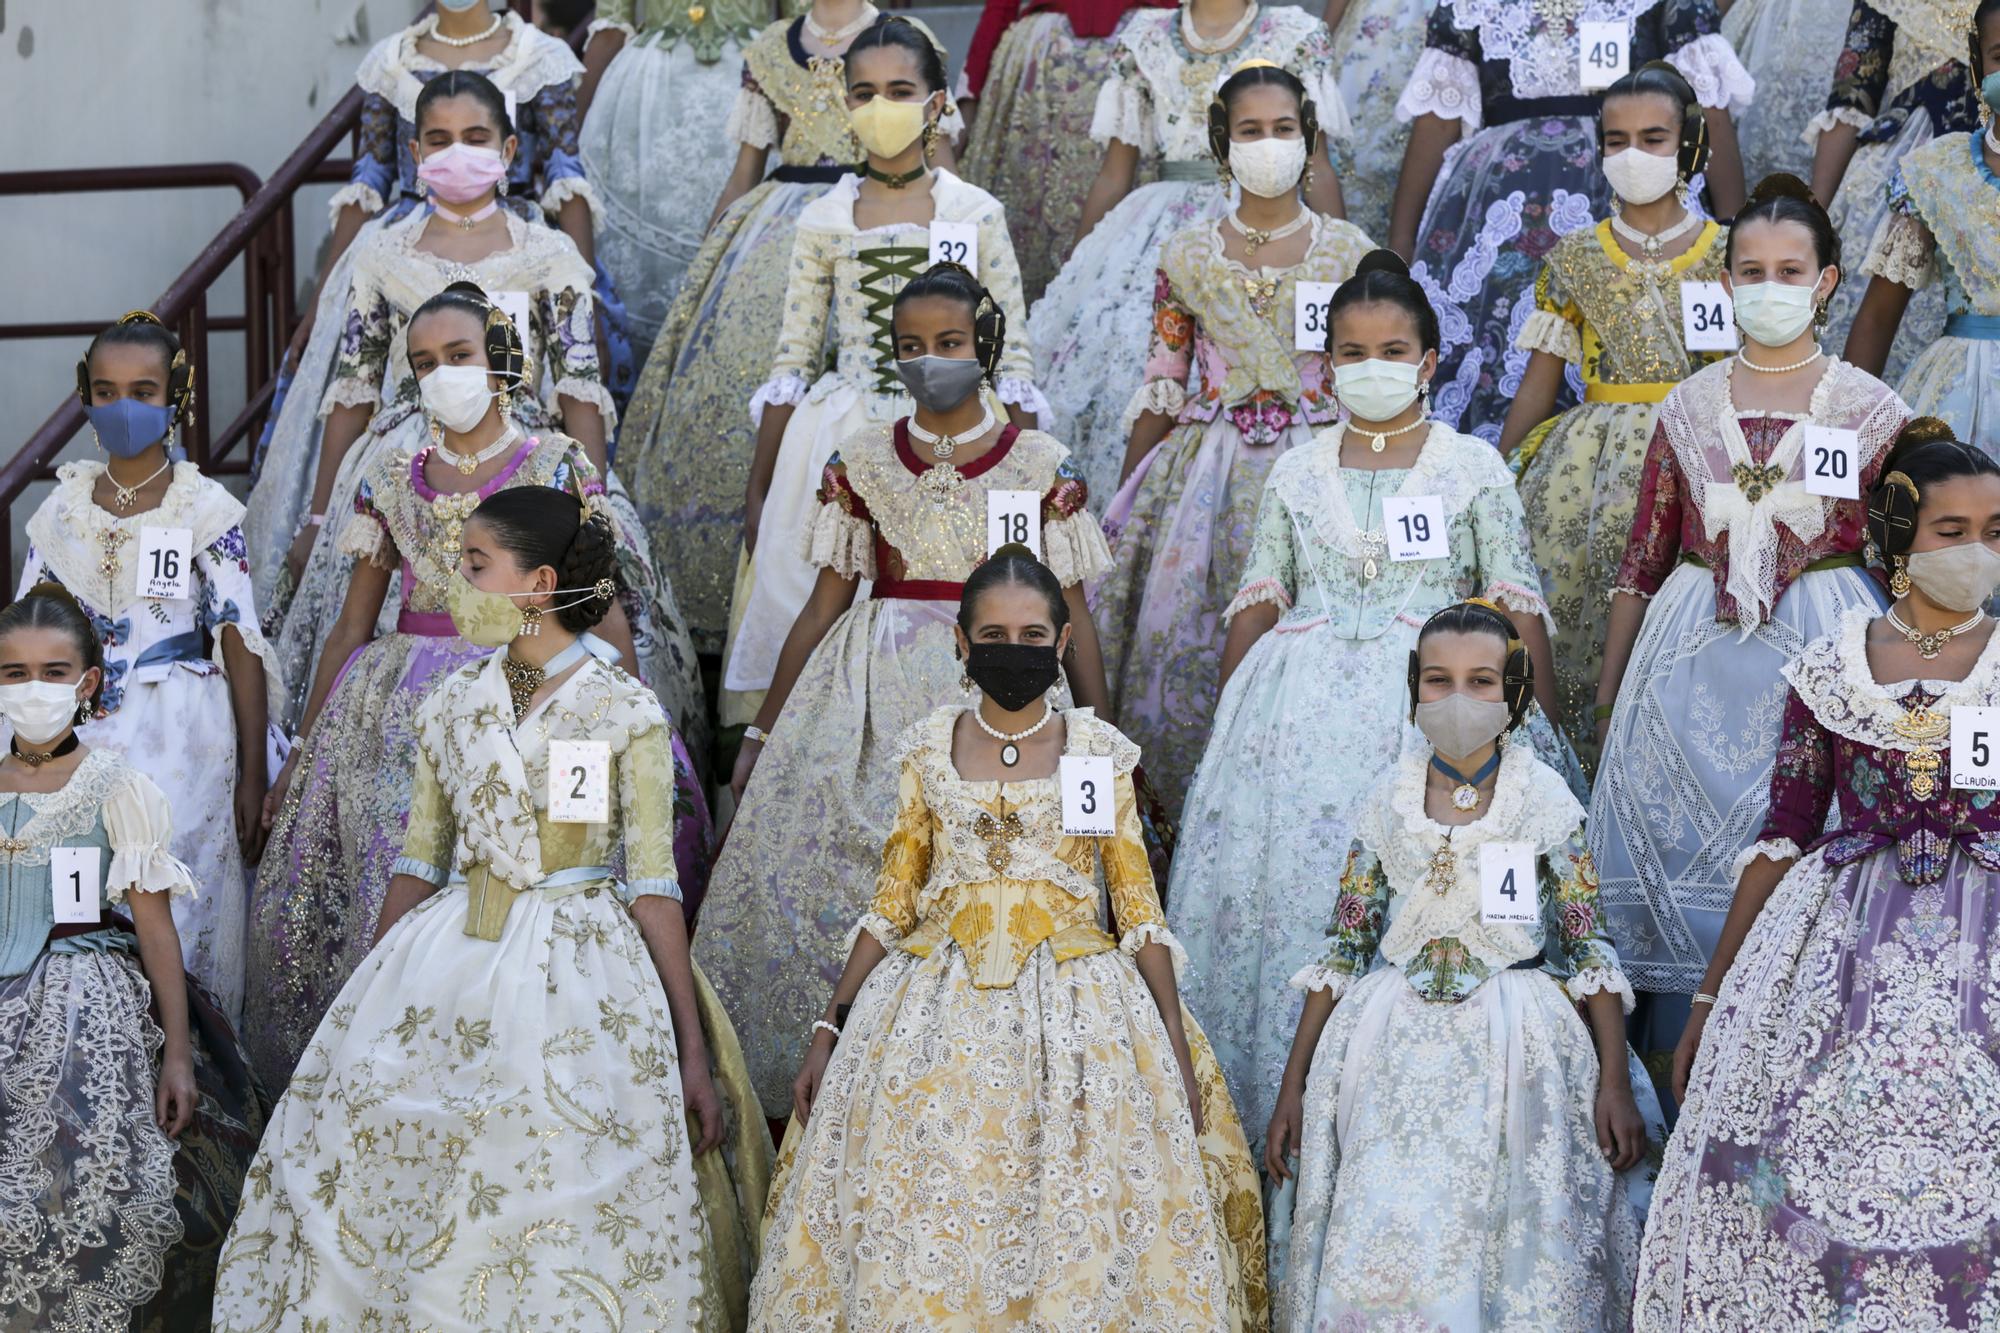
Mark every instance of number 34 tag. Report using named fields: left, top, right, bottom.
left=548, top=739, right=611, bottom=824
left=1479, top=841, right=1538, bottom=926
left=1060, top=755, right=1116, bottom=837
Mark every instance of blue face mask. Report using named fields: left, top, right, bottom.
left=1983, top=70, right=2000, bottom=116
left=85, top=398, right=175, bottom=459
left=436, top=0, right=485, bottom=10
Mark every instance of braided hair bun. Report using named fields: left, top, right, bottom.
left=1867, top=418, right=2000, bottom=560
left=468, top=486, right=626, bottom=634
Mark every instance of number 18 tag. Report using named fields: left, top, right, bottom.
left=929, top=220, right=979, bottom=273
left=1479, top=841, right=1538, bottom=926
left=548, top=739, right=611, bottom=824
left=1680, top=281, right=1738, bottom=352
left=1578, top=20, right=1630, bottom=88
left=1382, top=495, right=1448, bottom=561
left=986, top=490, right=1042, bottom=557
left=50, top=846, right=101, bottom=925
left=1059, top=755, right=1116, bottom=837
left=137, top=526, right=193, bottom=601
left=1951, top=706, right=2000, bottom=790
left=1802, top=425, right=1861, bottom=501
left=1293, top=280, right=1338, bottom=352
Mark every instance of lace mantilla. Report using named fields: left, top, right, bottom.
left=354, top=14, right=586, bottom=122
left=1445, top=0, right=1657, bottom=101
left=28, top=463, right=242, bottom=617
left=1872, top=0, right=1978, bottom=104
left=1782, top=606, right=2000, bottom=750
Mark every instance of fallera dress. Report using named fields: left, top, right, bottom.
left=1722, top=0, right=1856, bottom=183
left=1326, top=0, right=1433, bottom=242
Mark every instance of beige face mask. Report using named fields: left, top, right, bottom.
left=1905, top=540, right=2000, bottom=613
left=446, top=571, right=621, bottom=647
left=1414, top=692, right=1511, bottom=761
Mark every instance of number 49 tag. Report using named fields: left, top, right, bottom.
left=1479, top=841, right=1538, bottom=926
left=1578, top=20, right=1630, bottom=89
left=51, top=846, right=101, bottom=925
left=1059, top=755, right=1116, bottom=837
left=548, top=739, right=611, bottom=824
left=1951, top=706, right=2000, bottom=790
left=137, top=526, right=193, bottom=601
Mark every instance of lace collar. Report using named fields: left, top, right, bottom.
left=26, top=462, right=239, bottom=616
left=1276, top=421, right=1508, bottom=558
left=358, top=14, right=586, bottom=122
left=1377, top=732, right=1582, bottom=855
left=1785, top=607, right=2000, bottom=749
left=0, top=748, right=128, bottom=867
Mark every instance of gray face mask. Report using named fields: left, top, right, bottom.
left=895, top=354, right=987, bottom=415
left=1906, top=540, right=2000, bottom=613
left=1414, top=692, right=1512, bottom=762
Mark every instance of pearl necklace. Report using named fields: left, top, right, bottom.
left=1736, top=345, right=1824, bottom=375
left=423, top=12, right=504, bottom=47
left=907, top=403, right=996, bottom=461
left=1887, top=606, right=1986, bottom=660
left=1609, top=205, right=1699, bottom=262
left=804, top=1, right=877, bottom=44
left=106, top=457, right=172, bottom=512
left=1226, top=207, right=1310, bottom=261
left=1181, top=1, right=1259, bottom=53
left=430, top=422, right=518, bottom=476
left=1347, top=416, right=1429, bottom=455
left=973, top=700, right=1054, bottom=767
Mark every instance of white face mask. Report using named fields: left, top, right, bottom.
left=1334, top=358, right=1424, bottom=423
left=1905, top=540, right=2000, bottom=613
left=0, top=680, right=82, bottom=745
left=1602, top=145, right=1680, bottom=205
left=1414, top=692, right=1512, bottom=762
left=1732, top=273, right=1826, bottom=348
left=420, top=364, right=500, bottom=433
left=1228, top=136, right=1308, bottom=199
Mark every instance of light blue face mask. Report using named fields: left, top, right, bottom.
left=436, top=0, right=487, bottom=11
left=1983, top=69, right=2000, bottom=116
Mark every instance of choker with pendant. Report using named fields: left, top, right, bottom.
left=972, top=700, right=1055, bottom=767
left=11, top=732, right=81, bottom=768
left=499, top=638, right=593, bottom=724
left=1430, top=750, right=1500, bottom=811
left=864, top=162, right=928, bottom=190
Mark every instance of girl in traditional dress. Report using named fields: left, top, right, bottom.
left=1388, top=0, right=1751, bottom=444
left=1723, top=0, right=1857, bottom=184
left=751, top=547, right=1267, bottom=1328
left=698, top=264, right=1111, bottom=1116
left=0, top=586, right=264, bottom=1331
left=1845, top=1, right=2000, bottom=450
left=1501, top=64, right=1731, bottom=763
left=1635, top=425, right=2000, bottom=1327
left=216, top=487, right=769, bottom=1330
left=1322, top=0, right=1432, bottom=242
left=1030, top=0, right=1351, bottom=504
left=724, top=18, right=1047, bottom=726
left=1268, top=600, right=1655, bottom=1332
left=1166, top=251, right=1579, bottom=1155
left=16, top=314, right=281, bottom=1022
left=617, top=5, right=963, bottom=656
left=1592, top=176, right=1906, bottom=1103
left=247, top=286, right=708, bottom=1086
left=1094, top=63, right=1374, bottom=816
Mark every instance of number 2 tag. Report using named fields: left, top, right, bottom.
left=1802, top=426, right=1861, bottom=501
left=1060, top=755, right=1116, bottom=837
left=986, top=490, right=1042, bottom=557
left=137, top=526, right=193, bottom=601
left=50, top=846, right=101, bottom=925
left=548, top=739, right=611, bottom=824
left=1293, top=280, right=1338, bottom=352
left=1382, top=495, right=1448, bottom=562
left=929, top=220, right=978, bottom=273
left=1479, top=841, right=1538, bottom=926
left=1951, top=706, right=2000, bottom=790
left=1578, top=20, right=1630, bottom=89
left=1680, top=281, right=1738, bottom=352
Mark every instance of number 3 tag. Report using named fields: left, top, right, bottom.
left=51, top=846, right=101, bottom=925
left=138, top=526, right=193, bottom=601
left=1680, top=281, right=1738, bottom=352
left=548, top=739, right=611, bottom=824
left=1059, top=755, right=1116, bottom=837
left=929, top=220, right=978, bottom=273
left=1382, top=495, right=1448, bottom=561
left=1479, top=841, right=1538, bottom=926
left=986, top=490, right=1042, bottom=557
left=1802, top=426, right=1861, bottom=501
left=1293, top=280, right=1338, bottom=352
left=1951, top=706, right=2000, bottom=790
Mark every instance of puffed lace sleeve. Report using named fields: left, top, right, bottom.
left=104, top=769, right=196, bottom=902
left=1466, top=477, right=1556, bottom=635
left=754, top=220, right=837, bottom=423
left=1105, top=771, right=1185, bottom=971
left=1546, top=830, right=1634, bottom=1012
left=1040, top=456, right=1112, bottom=585
left=1395, top=5, right=1483, bottom=131
left=975, top=205, right=1048, bottom=414
left=1089, top=47, right=1152, bottom=151
left=801, top=452, right=876, bottom=579
left=1123, top=266, right=1195, bottom=432
left=588, top=0, right=637, bottom=41
left=725, top=65, right=780, bottom=150
left=329, top=92, right=397, bottom=221
left=337, top=473, right=398, bottom=571
left=392, top=747, right=456, bottom=888
left=1660, top=1, right=1755, bottom=116
left=1225, top=471, right=1299, bottom=620
left=1862, top=165, right=1937, bottom=290
left=617, top=723, right=684, bottom=904
left=543, top=278, right=618, bottom=429
left=847, top=757, right=931, bottom=951
left=1516, top=262, right=1584, bottom=364
left=1289, top=841, right=1389, bottom=998
left=1807, top=0, right=1890, bottom=146
left=1614, top=418, right=1687, bottom=597
left=323, top=264, right=393, bottom=415
left=527, top=77, right=605, bottom=229
left=1737, top=685, right=1830, bottom=874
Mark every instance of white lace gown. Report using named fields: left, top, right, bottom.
left=1722, top=0, right=1854, bottom=183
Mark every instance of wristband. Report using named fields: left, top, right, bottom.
left=743, top=724, right=771, bottom=746
left=1592, top=702, right=1615, bottom=721
left=1691, top=992, right=1718, bottom=1007
left=307, top=513, right=326, bottom=528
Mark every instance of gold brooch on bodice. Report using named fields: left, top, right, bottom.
left=1895, top=696, right=1949, bottom=801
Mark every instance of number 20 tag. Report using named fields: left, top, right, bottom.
left=1479, top=841, right=1538, bottom=926
left=1060, top=755, right=1116, bottom=837
left=1802, top=426, right=1861, bottom=501
left=51, top=846, right=101, bottom=925
left=986, top=490, right=1042, bottom=557
left=1951, top=706, right=2000, bottom=790
left=1382, top=495, right=1448, bottom=561
left=929, top=220, right=979, bottom=273
left=548, top=739, right=611, bottom=824
left=138, top=526, right=193, bottom=601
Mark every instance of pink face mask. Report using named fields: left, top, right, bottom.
left=418, top=142, right=509, bottom=204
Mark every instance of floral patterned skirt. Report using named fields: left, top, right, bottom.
left=752, top=943, right=1266, bottom=1330
left=1635, top=844, right=2000, bottom=1328
left=1897, top=331, right=2000, bottom=460
left=1327, top=0, right=1430, bottom=242
left=1821, top=111, right=1947, bottom=384
left=1722, top=0, right=1854, bottom=185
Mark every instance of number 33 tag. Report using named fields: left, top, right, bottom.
left=1060, top=755, right=1116, bottom=837
left=548, top=739, right=611, bottom=824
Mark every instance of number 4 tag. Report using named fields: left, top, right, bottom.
left=51, top=846, right=101, bottom=925
left=1479, top=841, right=1538, bottom=926
left=1951, top=706, right=2000, bottom=790
left=548, top=739, right=611, bottom=824
left=1059, top=755, right=1116, bottom=837
left=137, top=526, right=193, bottom=601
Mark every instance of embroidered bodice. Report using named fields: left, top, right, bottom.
left=730, top=16, right=964, bottom=165
left=1822, top=0, right=1979, bottom=143
left=1223, top=423, right=1552, bottom=641
left=590, top=0, right=770, bottom=63
left=1295, top=741, right=1630, bottom=1006
left=1518, top=220, right=1730, bottom=388
left=21, top=463, right=282, bottom=719
left=806, top=422, right=1111, bottom=588
left=1757, top=609, right=2000, bottom=885
left=1867, top=133, right=2000, bottom=316
left=1131, top=215, right=1376, bottom=440
left=854, top=707, right=1180, bottom=990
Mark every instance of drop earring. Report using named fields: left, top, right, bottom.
left=1891, top=554, right=1911, bottom=598
left=519, top=605, right=543, bottom=638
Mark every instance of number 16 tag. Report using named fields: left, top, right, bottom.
left=1951, top=706, right=2000, bottom=790
left=548, top=739, right=611, bottom=824
left=51, top=846, right=101, bottom=925
left=1479, top=841, right=1538, bottom=925
left=1802, top=425, right=1861, bottom=501
left=1382, top=495, right=1448, bottom=561
left=138, top=526, right=193, bottom=601
left=1059, top=755, right=1116, bottom=837
left=986, top=490, right=1042, bottom=557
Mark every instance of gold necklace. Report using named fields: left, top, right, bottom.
left=107, top=458, right=171, bottom=512
left=1887, top=606, right=1986, bottom=660
left=500, top=655, right=543, bottom=724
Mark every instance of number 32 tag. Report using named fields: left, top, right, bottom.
left=138, top=526, right=194, bottom=601
left=1382, top=495, right=1448, bottom=562
left=929, top=220, right=978, bottom=273
left=548, top=739, right=611, bottom=824
left=1951, top=706, right=2000, bottom=790
left=1059, top=755, right=1116, bottom=837
left=51, top=846, right=102, bottom=925
left=1479, top=841, right=1538, bottom=926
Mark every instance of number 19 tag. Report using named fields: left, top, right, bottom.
left=1802, top=425, right=1861, bottom=501
left=1382, top=495, right=1448, bottom=561
left=137, top=526, right=193, bottom=601
left=1951, top=706, right=2000, bottom=790
left=1578, top=20, right=1630, bottom=88
left=1479, top=841, right=1538, bottom=925
left=548, top=739, right=611, bottom=824
left=1059, top=755, right=1116, bottom=837
left=1680, top=281, right=1738, bottom=352
left=929, top=220, right=979, bottom=273
left=986, top=490, right=1042, bottom=557
left=50, top=846, right=101, bottom=925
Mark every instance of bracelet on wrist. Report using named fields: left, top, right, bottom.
left=1691, top=992, right=1719, bottom=1007
left=1592, top=702, right=1615, bottom=721
left=743, top=724, right=771, bottom=746
left=811, top=1019, right=841, bottom=1043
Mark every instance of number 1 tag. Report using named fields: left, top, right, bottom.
left=548, top=739, right=611, bottom=824
left=1680, top=281, right=1738, bottom=352
left=1578, top=20, right=1630, bottom=89
left=137, top=526, right=193, bottom=601
left=1951, top=706, right=2000, bottom=790
left=1293, top=280, right=1338, bottom=352
left=1059, top=755, right=1116, bottom=837
left=1802, top=426, right=1861, bottom=501
left=1382, top=495, right=1448, bottom=561
left=1479, top=841, right=1538, bottom=926
left=929, top=220, right=979, bottom=273
left=50, top=846, right=101, bottom=925
left=986, top=490, right=1042, bottom=557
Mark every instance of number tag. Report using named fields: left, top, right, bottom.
left=1478, top=841, right=1539, bottom=926
left=1059, top=755, right=1116, bottom=837
left=1951, top=706, right=2000, bottom=790
left=490, top=290, right=536, bottom=371
left=136, top=526, right=194, bottom=601
left=928, top=220, right=979, bottom=273
left=1680, top=281, right=1738, bottom=352
left=986, top=490, right=1042, bottom=557
left=548, top=739, right=611, bottom=824
left=1802, top=426, right=1861, bottom=501
left=1577, top=20, right=1630, bottom=89
left=1382, top=495, right=1449, bottom=562
left=50, top=846, right=101, bottom=926
left=1293, top=280, right=1339, bottom=352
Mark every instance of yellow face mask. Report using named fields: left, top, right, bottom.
left=448, top=570, right=535, bottom=647
left=848, top=94, right=929, bottom=158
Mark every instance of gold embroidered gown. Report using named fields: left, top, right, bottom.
left=751, top=706, right=1267, bottom=1330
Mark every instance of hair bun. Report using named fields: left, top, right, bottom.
left=987, top=541, right=1042, bottom=566
left=1746, top=172, right=1817, bottom=207
left=1354, top=249, right=1412, bottom=280
left=1894, top=416, right=1958, bottom=451
left=444, top=280, right=491, bottom=303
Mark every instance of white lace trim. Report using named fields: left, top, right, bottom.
left=1301, top=65, right=1353, bottom=143
left=355, top=14, right=585, bottom=122
left=1043, top=512, right=1114, bottom=589
left=538, top=174, right=605, bottom=230
left=1123, top=378, right=1189, bottom=434
left=1565, top=965, right=1635, bottom=1014
left=1783, top=606, right=2000, bottom=749
left=749, top=372, right=810, bottom=426
left=1223, top=576, right=1292, bottom=622
left=725, top=85, right=780, bottom=151
left=1287, top=963, right=1353, bottom=998
left=1483, top=578, right=1557, bottom=638
left=1517, top=308, right=1583, bottom=364
left=319, top=377, right=380, bottom=417
left=1119, top=920, right=1188, bottom=977
left=1090, top=72, right=1153, bottom=150
left=1665, top=32, right=1756, bottom=115
left=1395, top=48, right=1483, bottom=130
left=327, top=180, right=386, bottom=223
left=847, top=911, right=904, bottom=953
left=585, top=17, right=638, bottom=41
left=994, top=377, right=1050, bottom=418
left=801, top=502, right=876, bottom=580
left=1863, top=208, right=1936, bottom=290
left=1442, top=0, right=1655, bottom=101
left=1276, top=422, right=1514, bottom=561
left=1732, top=837, right=1804, bottom=878
left=337, top=511, right=395, bottom=570
left=1802, top=106, right=1875, bottom=150
left=554, top=375, right=619, bottom=433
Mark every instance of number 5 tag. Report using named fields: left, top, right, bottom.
left=1293, top=280, right=1338, bottom=352
left=138, top=526, right=194, bottom=601
left=986, top=490, right=1042, bottom=557
left=548, top=739, right=611, bottom=824
left=1578, top=20, right=1630, bottom=89
left=929, top=220, right=979, bottom=273
left=51, top=846, right=101, bottom=925
left=1802, top=426, right=1861, bottom=501
left=1680, top=281, right=1738, bottom=352
left=1382, top=495, right=1448, bottom=561
left=1059, top=755, right=1116, bottom=837
left=1479, top=841, right=1538, bottom=926
left=1951, top=706, right=2000, bottom=790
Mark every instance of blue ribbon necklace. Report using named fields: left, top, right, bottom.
left=1431, top=750, right=1500, bottom=811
